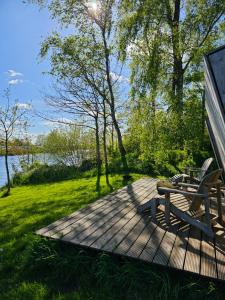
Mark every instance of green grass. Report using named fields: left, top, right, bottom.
left=0, top=173, right=224, bottom=300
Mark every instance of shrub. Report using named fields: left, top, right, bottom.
left=13, top=164, right=80, bottom=185
left=78, top=159, right=96, bottom=172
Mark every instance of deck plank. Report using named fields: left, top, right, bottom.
left=100, top=187, right=158, bottom=252
left=44, top=180, right=149, bottom=238
left=102, top=213, right=143, bottom=252
left=37, top=178, right=147, bottom=236
left=53, top=188, right=142, bottom=240
left=63, top=183, right=156, bottom=245
left=200, top=234, right=217, bottom=278
left=36, top=177, right=225, bottom=282
left=215, top=234, right=225, bottom=280
left=183, top=227, right=201, bottom=274
left=168, top=223, right=190, bottom=270
left=152, top=220, right=180, bottom=265
left=113, top=216, right=152, bottom=255
left=126, top=221, right=158, bottom=259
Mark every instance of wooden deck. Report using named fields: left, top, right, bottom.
left=36, top=178, right=225, bottom=281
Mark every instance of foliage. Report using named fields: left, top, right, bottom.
left=0, top=174, right=224, bottom=300
left=12, top=159, right=97, bottom=185
left=0, top=138, right=39, bottom=156
left=124, top=94, right=213, bottom=176
left=28, top=0, right=225, bottom=179
left=118, top=0, right=225, bottom=103
left=118, top=0, right=225, bottom=148
left=42, top=126, right=95, bottom=167
left=38, top=0, right=130, bottom=183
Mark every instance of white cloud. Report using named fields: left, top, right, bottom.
left=110, top=72, right=129, bottom=84
left=8, top=79, right=24, bottom=85
left=16, top=103, right=32, bottom=110
left=8, top=69, right=23, bottom=77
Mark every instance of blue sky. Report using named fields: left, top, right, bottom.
left=0, top=1, right=130, bottom=140
left=0, top=1, right=68, bottom=138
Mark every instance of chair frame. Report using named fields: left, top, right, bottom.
left=139, top=170, right=223, bottom=238
left=170, top=157, right=214, bottom=184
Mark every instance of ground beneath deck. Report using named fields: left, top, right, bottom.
left=36, top=178, right=225, bottom=281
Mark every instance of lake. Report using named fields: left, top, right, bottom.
left=0, top=154, right=56, bottom=187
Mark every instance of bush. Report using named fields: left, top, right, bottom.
left=78, top=159, right=96, bottom=172
left=13, top=163, right=80, bottom=185
left=124, top=148, right=212, bottom=178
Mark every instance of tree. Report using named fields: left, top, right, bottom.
left=30, top=0, right=130, bottom=178
left=43, top=127, right=94, bottom=166
left=0, top=89, right=28, bottom=196
left=118, top=0, right=225, bottom=146
left=43, top=76, right=104, bottom=191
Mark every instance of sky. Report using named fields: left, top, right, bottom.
left=0, top=0, right=70, bottom=139
left=0, top=0, right=130, bottom=141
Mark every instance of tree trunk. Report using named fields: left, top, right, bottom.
left=5, top=136, right=11, bottom=196
left=95, top=116, right=101, bottom=192
left=111, top=123, right=114, bottom=152
left=101, top=30, right=129, bottom=176
left=103, top=99, right=112, bottom=190
left=167, top=0, right=184, bottom=147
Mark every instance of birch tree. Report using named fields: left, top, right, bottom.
left=30, top=0, right=130, bottom=178
left=0, top=89, right=28, bottom=196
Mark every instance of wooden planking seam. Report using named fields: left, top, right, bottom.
left=54, top=196, right=134, bottom=240
left=86, top=209, right=139, bottom=249
left=102, top=214, right=143, bottom=252
left=126, top=221, right=158, bottom=259
left=38, top=189, right=129, bottom=237
left=60, top=181, right=155, bottom=241
left=138, top=218, right=167, bottom=263
left=183, top=227, right=201, bottom=274
left=64, top=184, right=156, bottom=246
left=36, top=188, right=128, bottom=235
left=215, top=235, right=225, bottom=280
left=152, top=220, right=180, bottom=266
left=52, top=183, right=150, bottom=239
left=113, top=217, right=153, bottom=256
left=126, top=212, right=166, bottom=259
left=50, top=180, right=152, bottom=239
left=168, top=222, right=190, bottom=270
left=101, top=188, right=159, bottom=252
left=38, top=179, right=153, bottom=237
left=36, top=178, right=148, bottom=235
left=64, top=200, right=141, bottom=245
left=95, top=187, right=159, bottom=251
left=200, top=233, right=217, bottom=278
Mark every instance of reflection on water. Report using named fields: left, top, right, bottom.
left=0, top=154, right=56, bottom=187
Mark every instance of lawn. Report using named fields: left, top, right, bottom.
left=0, top=173, right=224, bottom=300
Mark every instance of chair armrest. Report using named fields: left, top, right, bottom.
left=205, top=180, right=222, bottom=187
left=157, top=187, right=207, bottom=198
left=185, top=167, right=201, bottom=172
left=178, top=182, right=199, bottom=189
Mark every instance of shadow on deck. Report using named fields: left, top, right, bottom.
left=36, top=178, right=225, bottom=282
